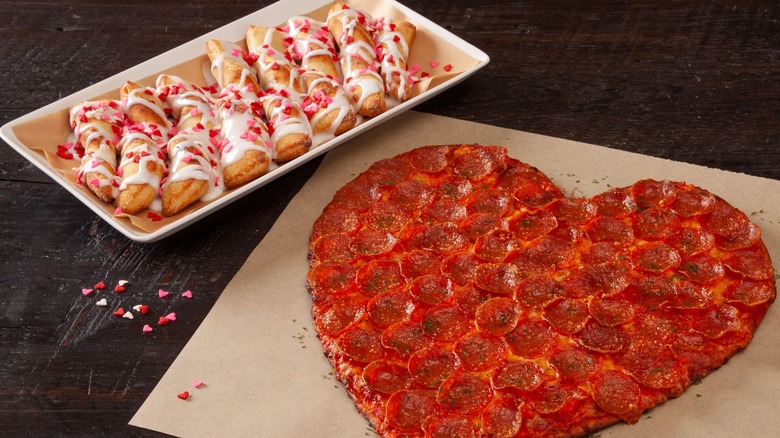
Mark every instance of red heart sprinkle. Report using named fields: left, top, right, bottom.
left=177, top=391, right=189, bottom=400
left=114, top=284, right=126, bottom=293
left=94, top=281, right=106, bottom=290
left=158, top=316, right=170, bottom=326
left=113, top=308, right=125, bottom=317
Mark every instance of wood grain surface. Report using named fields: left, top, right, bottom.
left=1, top=1, right=778, bottom=436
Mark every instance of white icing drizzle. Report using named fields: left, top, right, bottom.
left=373, top=17, right=413, bottom=102
left=328, top=6, right=385, bottom=113
left=209, top=40, right=259, bottom=91
left=216, top=87, right=271, bottom=168
left=69, top=101, right=124, bottom=198
left=249, top=26, right=303, bottom=98
left=260, top=91, right=312, bottom=159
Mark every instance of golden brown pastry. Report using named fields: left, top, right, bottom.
left=155, top=75, right=222, bottom=216
left=287, top=16, right=357, bottom=143
left=245, top=25, right=303, bottom=96
left=205, top=39, right=262, bottom=93
left=327, top=2, right=386, bottom=118
left=69, top=100, right=125, bottom=202
left=374, top=18, right=416, bottom=102
left=116, top=81, right=169, bottom=214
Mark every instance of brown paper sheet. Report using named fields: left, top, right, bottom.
left=130, top=111, right=780, bottom=437
left=9, top=0, right=482, bottom=236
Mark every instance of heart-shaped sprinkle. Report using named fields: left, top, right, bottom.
left=177, top=391, right=189, bottom=400
left=95, top=298, right=108, bottom=307
left=122, top=311, right=134, bottom=320
left=158, top=289, right=170, bottom=299
left=118, top=279, right=129, bottom=286
left=142, top=324, right=153, bottom=333
left=192, top=380, right=204, bottom=388
left=165, top=312, right=176, bottom=321
left=133, top=304, right=149, bottom=315
left=181, top=290, right=193, bottom=299
left=114, top=284, right=126, bottom=293
left=81, top=288, right=93, bottom=296
left=113, top=308, right=125, bottom=317
left=158, top=316, right=170, bottom=326
left=94, top=281, right=106, bottom=290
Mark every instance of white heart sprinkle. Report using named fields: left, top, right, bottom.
left=122, top=311, right=134, bottom=320
left=118, top=279, right=129, bottom=286
left=96, top=298, right=108, bottom=307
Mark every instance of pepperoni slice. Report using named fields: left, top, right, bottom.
left=628, top=352, right=686, bottom=391
left=461, top=213, right=509, bottom=241
left=671, top=280, right=714, bottom=309
left=716, top=222, right=761, bottom=251
left=559, top=268, right=601, bottom=299
left=454, top=284, right=493, bottom=318
left=400, top=250, right=440, bottom=279
left=589, top=296, right=635, bottom=326
left=474, top=229, right=521, bottom=262
left=474, top=263, right=521, bottom=294
left=723, top=279, right=776, bottom=306
left=679, top=254, right=726, bottom=284
left=504, top=319, right=556, bottom=358
left=363, top=361, right=411, bottom=393
left=593, top=187, right=637, bottom=218
left=453, top=147, right=498, bottom=180
left=356, top=259, right=404, bottom=297
left=633, top=208, right=681, bottom=240
left=385, top=389, right=438, bottom=431
left=366, top=201, right=411, bottom=232
left=634, top=243, right=681, bottom=274
left=591, top=262, right=632, bottom=296
left=667, top=227, right=715, bottom=257
left=467, top=188, right=512, bottom=216
left=703, top=200, right=755, bottom=243
left=423, top=414, right=476, bottom=438
left=389, top=179, right=435, bottom=213
left=414, top=223, right=470, bottom=254
left=332, top=178, right=381, bottom=211
left=436, top=370, right=493, bottom=414
left=410, top=274, right=454, bottom=305
left=307, top=262, right=356, bottom=295
left=364, top=157, right=414, bottom=187
left=587, top=217, right=634, bottom=246
left=441, top=252, right=480, bottom=286
left=349, top=228, right=397, bottom=257
left=582, top=242, right=628, bottom=265
left=510, top=210, right=558, bottom=241
left=531, top=383, right=584, bottom=414
left=510, top=235, right=575, bottom=275
left=382, top=321, right=433, bottom=357
left=316, top=300, right=365, bottom=336
left=492, top=360, right=547, bottom=391
left=631, top=274, right=677, bottom=309
left=368, top=289, right=414, bottom=328
left=435, top=175, right=473, bottom=200
left=615, top=333, right=666, bottom=371
left=475, top=297, right=520, bottom=335
left=421, top=305, right=472, bottom=341
left=310, top=233, right=354, bottom=263
left=404, top=145, right=449, bottom=173
left=337, top=327, right=385, bottom=363
left=454, top=332, right=507, bottom=372
left=552, top=197, right=598, bottom=224
left=408, top=346, right=459, bottom=388
left=514, top=181, right=563, bottom=209
left=670, top=186, right=717, bottom=217
left=545, top=298, right=590, bottom=334
left=632, top=179, right=679, bottom=208
left=578, top=322, right=628, bottom=353
left=549, top=345, right=601, bottom=382
left=724, top=246, right=775, bottom=280
left=692, top=303, right=741, bottom=338
left=480, top=396, right=523, bottom=438
left=311, top=205, right=358, bottom=238
left=516, top=276, right=562, bottom=308
left=496, top=163, right=544, bottom=192
left=591, top=370, right=641, bottom=420
left=421, top=198, right=468, bottom=223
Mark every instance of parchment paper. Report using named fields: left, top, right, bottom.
left=130, top=111, right=780, bottom=437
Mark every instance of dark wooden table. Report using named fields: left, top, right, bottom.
left=1, top=1, right=778, bottom=436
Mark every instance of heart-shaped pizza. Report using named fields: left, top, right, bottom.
left=306, top=144, right=775, bottom=437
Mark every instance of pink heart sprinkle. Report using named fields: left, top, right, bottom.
left=182, top=290, right=193, bottom=299
left=430, top=61, right=440, bottom=68
left=142, top=324, right=153, bottom=333
left=82, top=288, right=93, bottom=296
left=158, top=289, right=170, bottom=298
left=165, top=312, right=177, bottom=321
left=192, top=380, right=204, bottom=388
